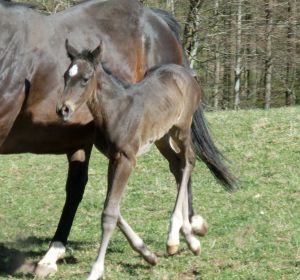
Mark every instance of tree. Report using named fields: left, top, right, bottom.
left=183, top=0, right=205, bottom=68
left=285, top=0, right=297, bottom=106
left=264, top=0, right=273, bottom=109
left=234, top=0, right=243, bottom=109
left=213, top=0, right=221, bottom=108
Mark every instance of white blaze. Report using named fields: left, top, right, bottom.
left=69, top=64, right=78, bottom=77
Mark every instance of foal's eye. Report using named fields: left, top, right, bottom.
left=80, top=77, right=89, bottom=87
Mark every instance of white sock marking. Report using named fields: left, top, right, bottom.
left=38, top=241, right=66, bottom=267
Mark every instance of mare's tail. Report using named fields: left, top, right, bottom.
left=191, top=105, right=236, bottom=191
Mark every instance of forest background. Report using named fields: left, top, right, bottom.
left=18, top=0, right=300, bottom=110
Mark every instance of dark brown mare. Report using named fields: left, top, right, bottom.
left=0, top=0, right=209, bottom=277
left=57, top=41, right=235, bottom=280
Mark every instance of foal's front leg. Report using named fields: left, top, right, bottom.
left=88, top=154, right=134, bottom=280
left=118, top=214, right=158, bottom=265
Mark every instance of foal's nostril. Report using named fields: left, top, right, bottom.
left=57, top=104, right=73, bottom=120
left=62, top=105, right=70, bottom=116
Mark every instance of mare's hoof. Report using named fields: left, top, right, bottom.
left=167, top=244, right=179, bottom=255
left=191, top=215, right=208, bottom=236
left=35, top=263, right=57, bottom=278
left=144, top=253, right=158, bottom=265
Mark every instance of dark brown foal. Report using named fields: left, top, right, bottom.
left=57, top=41, right=235, bottom=280
left=1, top=0, right=209, bottom=276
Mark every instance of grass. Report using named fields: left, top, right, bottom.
left=0, top=107, right=299, bottom=279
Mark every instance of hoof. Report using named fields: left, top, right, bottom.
left=87, top=266, right=104, bottom=280
left=191, top=215, right=208, bottom=236
left=35, top=262, right=57, bottom=278
left=167, top=244, right=179, bottom=255
left=192, top=246, right=201, bottom=256
left=144, top=253, right=158, bottom=265
left=188, top=238, right=201, bottom=256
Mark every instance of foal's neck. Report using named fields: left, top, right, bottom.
left=87, top=65, right=130, bottom=126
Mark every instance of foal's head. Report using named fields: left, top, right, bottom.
left=57, top=39, right=102, bottom=121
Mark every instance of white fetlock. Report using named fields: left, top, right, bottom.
left=87, top=263, right=104, bottom=280
left=35, top=241, right=66, bottom=277
left=191, top=215, right=208, bottom=236
left=188, top=236, right=201, bottom=255
left=35, top=261, right=58, bottom=277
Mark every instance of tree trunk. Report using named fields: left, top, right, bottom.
left=285, top=0, right=296, bottom=106
left=183, top=0, right=205, bottom=68
left=166, top=0, right=175, bottom=16
left=234, top=0, right=243, bottom=109
left=264, top=0, right=273, bottom=109
left=244, top=0, right=258, bottom=108
left=222, top=1, right=233, bottom=109
left=213, top=0, right=220, bottom=109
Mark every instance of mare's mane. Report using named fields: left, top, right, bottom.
left=0, top=0, right=36, bottom=9
left=150, top=8, right=181, bottom=42
left=0, top=0, right=90, bottom=10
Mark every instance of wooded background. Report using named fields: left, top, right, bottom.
left=20, top=0, right=300, bottom=109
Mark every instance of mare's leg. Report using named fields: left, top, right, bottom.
left=88, top=154, right=134, bottom=280
left=36, top=146, right=92, bottom=277
left=117, top=214, right=157, bottom=265
left=155, top=136, right=208, bottom=236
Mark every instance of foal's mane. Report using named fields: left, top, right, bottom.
left=76, top=48, right=131, bottom=89
left=101, top=63, right=131, bottom=89
left=76, top=49, right=97, bottom=64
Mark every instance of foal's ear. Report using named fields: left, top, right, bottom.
left=65, top=39, right=79, bottom=61
left=91, top=41, right=102, bottom=65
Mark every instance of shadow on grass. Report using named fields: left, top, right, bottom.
left=0, top=244, right=27, bottom=275
left=0, top=236, right=93, bottom=278
left=117, top=261, right=151, bottom=277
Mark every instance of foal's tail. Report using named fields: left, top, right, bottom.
left=191, top=105, right=236, bottom=191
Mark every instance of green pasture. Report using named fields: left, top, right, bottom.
left=0, top=107, right=299, bottom=279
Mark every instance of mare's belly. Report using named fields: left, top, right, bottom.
left=0, top=113, right=94, bottom=155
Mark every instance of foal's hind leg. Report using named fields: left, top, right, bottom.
left=156, top=135, right=200, bottom=255
left=187, top=179, right=208, bottom=236
left=155, top=136, right=208, bottom=237
left=180, top=157, right=201, bottom=256
left=165, top=132, right=200, bottom=255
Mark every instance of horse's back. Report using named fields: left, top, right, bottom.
left=137, top=64, right=202, bottom=124
left=144, top=64, right=201, bottom=101
left=0, top=0, right=185, bottom=154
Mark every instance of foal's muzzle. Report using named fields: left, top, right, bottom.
left=56, top=103, right=74, bottom=121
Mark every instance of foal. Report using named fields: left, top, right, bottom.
left=57, top=41, right=232, bottom=280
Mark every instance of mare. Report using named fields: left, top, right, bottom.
left=0, top=0, right=207, bottom=276
left=56, top=41, right=236, bottom=280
